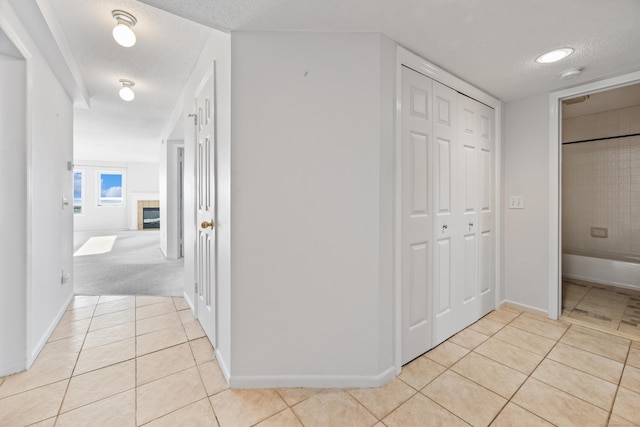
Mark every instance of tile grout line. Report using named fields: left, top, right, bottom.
left=401, top=311, right=520, bottom=426
left=138, top=298, right=218, bottom=426
left=605, top=337, right=634, bottom=426
left=514, top=321, right=632, bottom=423
left=53, top=297, right=99, bottom=425
left=135, top=296, right=139, bottom=427
left=179, top=297, right=223, bottom=427
left=485, top=316, right=571, bottom=427
left=464, top=312, right=524, bottom=427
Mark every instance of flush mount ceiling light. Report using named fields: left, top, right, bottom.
left=560, top=68, right=583, bottom=80
left=535, top=48, right=574, bottom=64
left=112, top=10, right=137, bottom=47
left=119, top=79, right=135, bottom=101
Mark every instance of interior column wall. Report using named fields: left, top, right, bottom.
left=230, top=32, right=396, bottom=387
left=161, top=29, right=232, bottom=377
left=0, top=54, right=27, bottom=375
left=28, top=56, right=75, bottom=361
left=0, top=0, right=76, bottom=373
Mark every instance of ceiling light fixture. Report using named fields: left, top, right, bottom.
left=535, top=48, right=574, bottom=64
left=112, top=10, right=137, bottom=47
left=119, top=79, right=135, bottom=101
left=560, top=68, right=583, bottom=80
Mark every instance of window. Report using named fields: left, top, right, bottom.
left=73, top=171, right=84, bottom=214
left=98, top=172, right=125, bottom=206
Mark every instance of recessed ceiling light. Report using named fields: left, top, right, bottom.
left=536, top=48, right=574, bottom=64
left=112, top=10, right=137, bottom=47
left=119, top=79, right=135, bottom=101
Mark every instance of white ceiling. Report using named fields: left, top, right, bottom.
left=41, top=0, right=640, bottom=163
left=46, top=0, right=211, bottom=163
left=0, top=28, right=23, bottom=59
left=140, top=0, right=640, bottom=102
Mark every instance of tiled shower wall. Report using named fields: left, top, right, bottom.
left=562, top=105, right=640, bottom=259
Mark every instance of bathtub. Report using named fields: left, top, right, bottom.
left=562, top=252, right=640, bottom=292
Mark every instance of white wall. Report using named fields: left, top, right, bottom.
left=0, top=1, right=75, bottom=374
left=503, top=94, right=550, bottom=313
left=0, top=53, right=28, bottom=374
left=229, top=32, right=396, bottom=386
left=161, top=28, right=232, bottom=376
left=29, top=51, right=75, bottom=363
left=160, top=139, right=183, bottom=259
left=73, top=161, right=159, bottom=231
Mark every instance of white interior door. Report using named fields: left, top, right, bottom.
left=456, top=94, right=481, bottom=329
left=401, top=66, right=433, bottom=364
left=432, top=91, right=496, bottom=343
left=194, top=66, right=216, bottom=342
left=432, top=81, right=458, bottom=344
left=478, top=102, right=496, bottom=315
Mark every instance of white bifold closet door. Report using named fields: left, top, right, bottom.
left=400, top=66, right=434, bottom=364
left=401, top=66, right=495, bottom=363
left=433, top=84, right=496, bottom=345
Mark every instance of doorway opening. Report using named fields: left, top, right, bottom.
left=72, top=161, right=183, bottom=296
left=560, top=84, right=640, bottom=339
left=549, top=70, right=640, bottom=321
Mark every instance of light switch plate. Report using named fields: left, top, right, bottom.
left=508, top=195, right=524, bottom=209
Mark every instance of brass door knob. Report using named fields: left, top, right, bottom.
left=201, top=220, right=214, bottom=229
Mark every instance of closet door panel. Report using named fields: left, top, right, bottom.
left=433, top=82, right=458, bottom=344
left=401, top=66, right=433, bottom=364
left=478, top=106, right=495, bottom=312
left=457, top=94, right=481, bottom=328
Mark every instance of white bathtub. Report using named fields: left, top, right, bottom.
left=562, top=253, right=640, bottom=292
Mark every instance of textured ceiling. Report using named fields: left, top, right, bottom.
left=47, top=0, right=211, bottom=162
left=42, top=0, right=640, bottom=162
left=141, top=0, right=640, bottom=102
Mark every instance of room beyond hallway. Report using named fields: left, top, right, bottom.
left=73, top=230, right=183, bottom=296
left=562, top=278, right=640, bottom=340
left=0, top=297, right=639, bottom=426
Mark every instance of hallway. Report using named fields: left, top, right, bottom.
left=0, top=297, right=639, bottom=426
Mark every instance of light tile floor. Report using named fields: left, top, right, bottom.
left=563, top=278, right=640, bottom=340
left=1, top=296, right=640, bottom=426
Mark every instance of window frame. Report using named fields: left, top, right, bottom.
left=97, top=170, right=126, bottom=207
left=73, top=169, right=84, bottom=215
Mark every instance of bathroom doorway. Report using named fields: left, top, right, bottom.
left=560, top=83, right=640, bottom=339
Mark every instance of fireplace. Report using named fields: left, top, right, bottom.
left=137, top=200, right=160, bottom=230
left=143, top=207, right=160, bottom=229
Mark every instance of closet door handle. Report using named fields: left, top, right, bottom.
left=442, top=224, right=448, bottom=232
left=469, top=222, right=474, bottom=230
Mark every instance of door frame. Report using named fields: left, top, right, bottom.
left=394, top=47, right=503, bottom=373
left=547, top=70, right=640, bottom=319
left=178, top=146, right=184, bottom=258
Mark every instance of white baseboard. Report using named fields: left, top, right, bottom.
left=183, top=291, right=195, bottom=312
left=228, top=366, right=397, bottom=389
left=0, top=360, right=27, bottom=378
left=26, top=292, right=74, bottom=369
left=500, top=299, right=549, bottom=319
left=215, top=349, right=231, bottom=384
